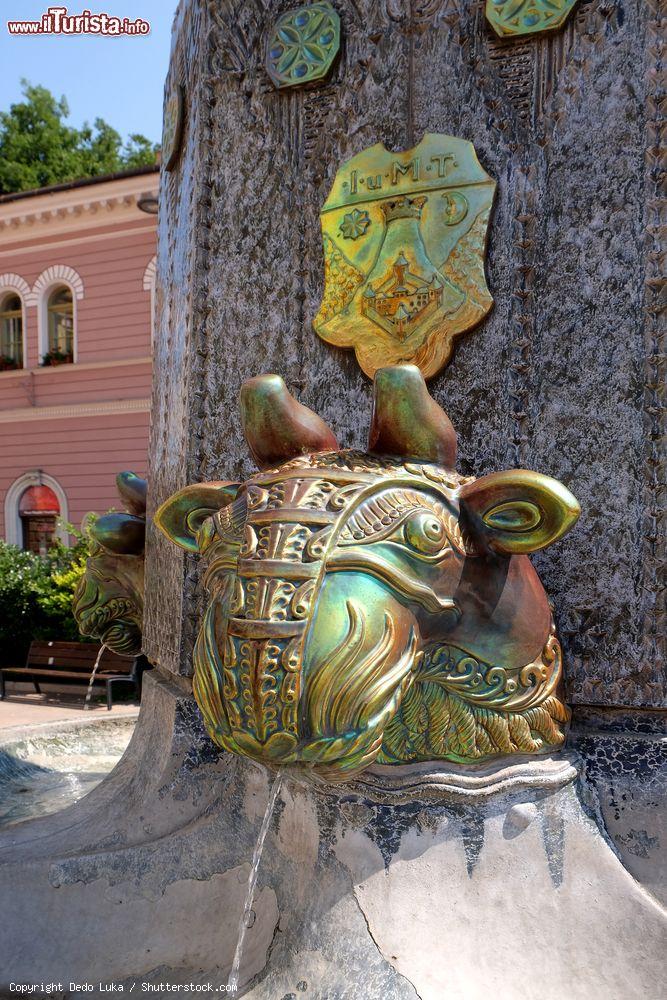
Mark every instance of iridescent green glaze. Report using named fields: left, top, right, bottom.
left=265, top=3, right=341, bottom=89
left=486, top=0, right=579, bottom=38
left=155, top=366, right=580, bottom=782
left=73, top=473, right=147, bottom=657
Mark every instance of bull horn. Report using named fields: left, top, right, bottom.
left=116, top=471, right=147, bottom=516
left=240, top=374, right=339, bottom=470
left=368, top=365, right=457, bottom=467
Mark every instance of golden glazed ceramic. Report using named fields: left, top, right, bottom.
left=162, top=84, right=185, bottom=171
left=486, top=0, right=579, bottom=38
left=314, top=134, right=496, bottom=379
left=73, top=472, right=146, bottom=657
left=155, top=366, right=580, bottom=782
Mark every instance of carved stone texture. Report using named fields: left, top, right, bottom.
left=143, top=0, right=211, bottom=675
left=265, top=2, right=341, bottom=89
left=146, top=0, right=664, bottom=713
left=486, top=0, right=579, bottom=39
left=155, top=366, right=579, bottom=781
left=314, top=133, right=496, bottom=378
left=73, top=472, right=146, bottom=657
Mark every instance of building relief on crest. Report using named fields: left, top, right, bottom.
left=313, top=134, right=496, bottom=379
left=486, top=0, right=579, bottom=38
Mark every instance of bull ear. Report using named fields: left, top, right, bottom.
left=91, top=512, right=146, bottom=555
left=459, top=470, right=580, bottom=555
left=154, top=482, right=240, bottom=552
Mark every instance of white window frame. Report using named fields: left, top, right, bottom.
left=0, top=274, right=30, bottom=369
left=143, top=255, right=157, bottom=345
left=4, top=471, right=69, bottom=547
left=33, top=265, right=84, bottom=365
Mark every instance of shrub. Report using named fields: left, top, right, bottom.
left=0, top=521, right=92, bottom=666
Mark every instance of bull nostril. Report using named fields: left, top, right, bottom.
left=433, top=598, right=460, bottom=621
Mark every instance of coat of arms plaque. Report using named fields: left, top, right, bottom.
left=313, top=134, right=496, bottom=379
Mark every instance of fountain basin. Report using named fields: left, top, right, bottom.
left=0, top=714, right=137, bottom=830
left=0, top=673, right=662, bottom=996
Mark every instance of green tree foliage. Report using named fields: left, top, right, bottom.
left=0, top=522, right=92, bottom=666
left=0, top=81, right=159, bottom=194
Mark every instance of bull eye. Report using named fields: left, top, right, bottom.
left=404, top=511, right=446, bottom=554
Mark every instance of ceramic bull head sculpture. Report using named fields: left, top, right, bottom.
left=73, top=472, right=146, bottom=657
left=155, top=366, right=580, bottom=782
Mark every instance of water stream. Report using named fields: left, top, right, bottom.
left=83, top=644, right=106, bottom=710
left=227, top=768, right=284, bottom=991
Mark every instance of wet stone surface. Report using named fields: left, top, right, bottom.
left=570, top=726, right=667, bottom=904
left=0, top=718, right=135, bottom=830
left=0, top=675, right=663, bottom=995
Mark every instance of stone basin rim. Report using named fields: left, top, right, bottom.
left=268, top=750, right=582, bottom=804
left=0, top=710, right=139, bottom=749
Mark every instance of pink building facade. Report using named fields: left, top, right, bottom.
left=0, top=167, right=158, bottom=551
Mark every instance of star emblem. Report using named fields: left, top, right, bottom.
left=339, top=209, right=371, bottom=240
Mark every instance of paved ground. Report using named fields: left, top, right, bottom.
left=0, top=682, right=139, bottom=730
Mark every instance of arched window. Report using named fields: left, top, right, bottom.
left=18, top=484, right=61, bottom=556
left=44, top=285, right=74, bottom=364
left=4, top=472, right=69, bottom=549
left=0, top=292, right=23, bottom=370
left=34, top=266, right=82, bottom=366
left=143, top=255, right=157, bottom=345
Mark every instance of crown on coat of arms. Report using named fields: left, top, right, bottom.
left=381, top=195, right=428, bottom=222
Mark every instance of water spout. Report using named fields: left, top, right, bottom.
left=83, top=644, right=106, bottom=710
left=227, top=768, right=283, bottom=991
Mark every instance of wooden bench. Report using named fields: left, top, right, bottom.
left=0, top=640, right=137, bottom=709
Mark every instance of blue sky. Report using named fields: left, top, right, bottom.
left=1, top=2, right=175, bottom=145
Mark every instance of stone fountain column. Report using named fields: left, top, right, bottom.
left=0, top=1, right=664, bottom=995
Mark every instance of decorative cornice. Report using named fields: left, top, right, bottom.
left=0, top=224, right=156, bottom=260
left=0, top=194, right=151, bottom=233
left=0, top=173, right=158, bottom=242
left=0, top=398, right=151, bottom=423
left=0, top=195, right=135, bottom=229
